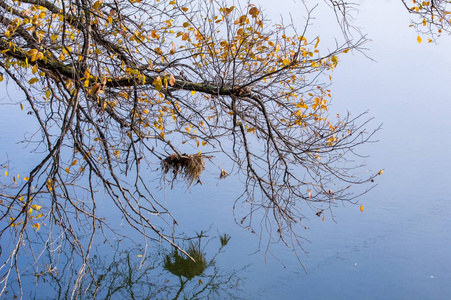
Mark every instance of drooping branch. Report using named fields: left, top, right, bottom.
left=0, top=0, right=380, bottom=297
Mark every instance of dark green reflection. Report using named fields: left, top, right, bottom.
left=164, top=242, right=207, bottom=280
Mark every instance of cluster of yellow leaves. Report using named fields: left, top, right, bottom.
left=8, top=195, right=44, bottom=230
left=0, top=0, right=351, bottom=158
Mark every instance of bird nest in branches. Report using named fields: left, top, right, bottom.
left=162, top=153, right=206, bottom=186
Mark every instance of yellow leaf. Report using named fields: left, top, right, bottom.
left=275, top=43, right=280, bottom=53
left=93, top=0, right=103, bottom=9
left=0, top=75, right=3, bottom=82
left=32, top=64, right=38, bottom=74
left=322, top=215, right=325, bottom=221
left=181, top=7, right=188, bottom=12
left=201, top=141, right=207, bottom=146
left=197, top=150, right=202, bottom=156
left=32, top=223, right=41, bottom=230
left=283, top=57, right=290, bottom=66
left=23, top=177, right=29, bottom=181
left=360, top=205, right=364, bottom=212
left=198, top=279, right=204, bottom=284
left=153, top=76, right=162, bottom=91
left=234, top=15, right=248, bottom=25
left=20, top=103, right=23, bottom=110
left=331, top=55, right=338, bottom=64
left=4, top=171, right=8, bottom=176
left=26, top=49, right=38, bottom=62
left=191, top=90, right=196, bottom=96
left=170, top=42, right=176, bottom=54
left=417, top=35, right=422, bottom=43
left=28, top=208, right=33, bottom=214
left=151, top=30, right=159, bottom=39
left=65, top=167, right=70, bottom=174
left=377, top=169, right=384, bottom=176
left=28, top=78, right=39, bottom=84
left=314, top=37, right=320, bottom=48
left=137, top=254, right=143, bottom=257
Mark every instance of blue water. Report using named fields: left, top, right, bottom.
left=1, top=0, right=451, bottom=299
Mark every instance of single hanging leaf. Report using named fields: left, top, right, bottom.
left=29, top=78, right=39, bottom=84
left=360, top=205, right=364, bottom=212
left=417, top=35, right=422, bottom=43
left=45, top=89, right=51, bottom=101
left=314, top=37, right=320, bottom=48
left=153, top=76, right=162, bottom=91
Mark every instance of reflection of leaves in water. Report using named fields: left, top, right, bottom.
left=220, top=233, right=231, bottom=248
left=164, top=242, right=207, bottom=280
left=16, top=232, right=244, bottom=300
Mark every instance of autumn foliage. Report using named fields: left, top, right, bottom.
left=0, top=0, right=390, bottom=296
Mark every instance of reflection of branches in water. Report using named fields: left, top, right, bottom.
left=164, top=232, right=241, bottom=300
left=8, top=233, right=244, bottom=300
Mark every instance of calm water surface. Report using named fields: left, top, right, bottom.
left=1, top=0, right=451, bottom=299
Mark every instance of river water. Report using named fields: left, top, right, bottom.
left=1, top=0, right=450, bottom=299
